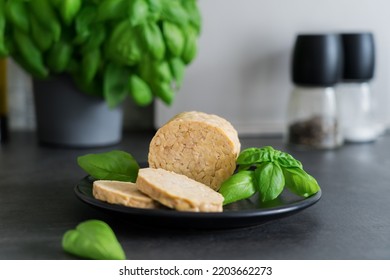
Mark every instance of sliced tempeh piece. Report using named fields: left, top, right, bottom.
left=93, top=180, right=160, bottom=209
left=136, top=168, right=224, bottom=212
left=148, top=111, right=240, bottom=191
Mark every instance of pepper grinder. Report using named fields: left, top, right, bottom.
left=286, top=34, right=344, bottom=149
left=337, top=32, right=381, bottom=142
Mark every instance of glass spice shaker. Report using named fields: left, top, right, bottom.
left=337, top=32, right=381, bottom=143
left=286, top=33, right=344, bottom=149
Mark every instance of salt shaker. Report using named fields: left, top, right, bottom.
left=286, top=34, right=343, bottom=149
left=337, top=32, right=381, bottom=142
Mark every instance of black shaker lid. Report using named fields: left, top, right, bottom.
left=341, top=32, right=375, bottom=81
left=292, top=34, right=343, bottom=86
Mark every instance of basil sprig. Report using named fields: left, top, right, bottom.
left=219, top=146, right=320, bottom=204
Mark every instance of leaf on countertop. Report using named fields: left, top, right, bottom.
left=62, top=219, right=126, bottom=260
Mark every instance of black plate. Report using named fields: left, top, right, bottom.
left=74, top=176, right=321, bottom=229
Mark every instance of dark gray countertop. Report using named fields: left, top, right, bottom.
left=1, top=131, right=390, bottom=260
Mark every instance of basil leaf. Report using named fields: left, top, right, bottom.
left=77, top=150, right=139, bottom=182
left=140, top=22, right=165, bottom=60
left=62, top=220, right=126, bottom=260
left=169, top=57, right=185, bottom=88
left=128, top=0, right=149, bottom=26
left=276, top=151, right=303, bottom=169
left=255, top=162, right=285, bottom=202
left=219, top=171, right=256, bottom=205
left=283, top=167, right=320, bottom=197
left=103, top=63, right=129, bottom=109
left=163, top=21, right=185, bottom=57
left=237, top=146, right=275, bottom=165
left=160, top=0, right=189, bottom=26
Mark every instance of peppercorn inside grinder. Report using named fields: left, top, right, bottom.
left=286, top=34, right=344, bottom=149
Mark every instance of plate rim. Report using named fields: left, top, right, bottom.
left=74, top=179, right=322, bottom=220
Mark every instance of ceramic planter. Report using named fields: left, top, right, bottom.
left=33, top=75, right=123, bottom=147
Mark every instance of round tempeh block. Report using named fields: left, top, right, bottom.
left=148, top=111, right=240, bottom=190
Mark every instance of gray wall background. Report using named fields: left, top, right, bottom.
left=156, top=0, right=390, bottom=135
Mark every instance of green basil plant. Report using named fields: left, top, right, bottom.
left=0, top=0, right=202, bottom=107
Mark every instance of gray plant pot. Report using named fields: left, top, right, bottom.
left=33, top=75, right=123, bottom=147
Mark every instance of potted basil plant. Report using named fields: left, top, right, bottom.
left=0, top=0, right=201, bottom=147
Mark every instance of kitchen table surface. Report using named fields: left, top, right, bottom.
left=1, top=131, right=390, bottom=260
